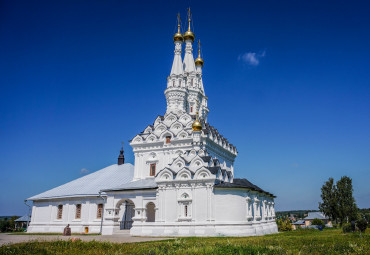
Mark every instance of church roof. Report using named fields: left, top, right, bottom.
left=215, top=178, right=275, bottom=197
left=102, top=178, right=157, bottom=192
left=27, top=163, right=134, bottom=201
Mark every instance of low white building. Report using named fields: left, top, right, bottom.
left=27, top=12, right=278, bottom=237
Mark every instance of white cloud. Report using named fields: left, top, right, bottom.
left=238, top=50, right=266, bottom=66
left=80, top=168, right=89, bottom=175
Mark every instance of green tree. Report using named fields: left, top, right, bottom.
left=319, top=177, right=338, bottom=223
left=356, top=218, right=367, bottom=233
left=336, top=176, right=358, bottom=225
left=311, top=218, right=324, bottom=226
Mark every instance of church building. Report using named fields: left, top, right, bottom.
left=26, top=11, right=278, bottom=237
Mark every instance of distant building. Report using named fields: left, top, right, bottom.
left=292, top=220, right=305, bottom=230
left=304, top=212, right=331, bottom=226
left=14, top=215, right=31, bottom=229
left=292, top=212, right=332, bottom=229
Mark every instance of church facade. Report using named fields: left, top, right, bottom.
left=27, top=13, right=278, bottom=237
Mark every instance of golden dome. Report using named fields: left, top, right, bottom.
left=192, top=113, right=203, bottom=131
left=184, top=9, right=195, bottom=42
left=195, top=56, right=204, bottom=67
left=184, top=30, right=195, bottom=42
left=195, top=40, right=204, bottom=67
left=173, top=22, right=183, bottom=42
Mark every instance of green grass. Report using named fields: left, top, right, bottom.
left=9, top=233, right=100, bottom=236
left=0, top=229, right=369, bottom=254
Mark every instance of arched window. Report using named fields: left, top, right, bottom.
left=57, top=205, right=63, bottom=219
left=166, top=136, right=171, bottom=144
left=146, top=202, right=155, bottom=222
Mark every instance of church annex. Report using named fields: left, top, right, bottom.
left=27, top=11, right=278, bottom=237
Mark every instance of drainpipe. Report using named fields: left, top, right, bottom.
left=24, top=200, right=31, bottom=232
left=98, top=191, right=106, bottom=235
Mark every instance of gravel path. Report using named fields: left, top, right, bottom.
left=0, top=232, right=172, bottom=246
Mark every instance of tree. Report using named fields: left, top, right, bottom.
left=319, top=176, right=358, bottom=226
left=319, top=177, right=338, bottom=223
left=336, top=176, right=358, bottom=225
left=311, top=218, right=324, bottom=226
left=356, top=218, right=368, bottom=233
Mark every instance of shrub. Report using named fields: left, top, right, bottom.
left=311, top=218, right=324, bottom=226
left=342, top=223, right=352, bottom=233
left=357, top=218, right=368, bottom=233
left=276, top=217, right=292, bottom=231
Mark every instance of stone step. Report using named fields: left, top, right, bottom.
left=113, top=230, right=131, bottom=236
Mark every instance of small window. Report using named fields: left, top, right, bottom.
left=166, top=136, right=171, bottom=144
left=97, top=204, right=103, bottom=219
left=184, top=205, right=188, bottom=217
left=179, top=80, right=181, bottom=86
left=150, top=163, right=156, bottom=176
left=75, top=204, right=81, bottom=219
left=190, top=106, right=193, bottom=113
left=57, top=205, right=63, bottom=219
left=172, top=80, right=175, bottom=86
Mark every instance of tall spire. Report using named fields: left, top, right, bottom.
left=170, top=13, right=184, bottom=76
left=118, top=141, right=125, bottom=165
left=183, top=8, right=196, bottom=73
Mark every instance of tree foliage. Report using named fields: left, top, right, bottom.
left=311, top=218, right=324, bottom=226
left=319, top=176, right=358, bottom=226
left=319, top=177, right=338, bottom=223
left=336, top=176, right=358, bottom=224
left=356, top=218, right=368, bottom=233
left=276, top=217, right=293, bottom=231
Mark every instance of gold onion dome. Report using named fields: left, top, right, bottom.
left=184, top=10, right=195, bottom=42
left=195, top=55, right=204, bottom=67
left=195, top=40, right=204, bottom=67
left=192, top=113, right=203, bottom=131
left=184, top=30, right=195, bottom=42
left=173, top=25, right=183, bottom=42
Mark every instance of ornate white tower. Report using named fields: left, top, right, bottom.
left=164, top=9, right=209, bottom=120
left=165, top=14, right=187, bottom=114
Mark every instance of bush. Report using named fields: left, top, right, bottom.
left=276, top=217, right=293, bottom=231
left=357, top=218, right=368, bottom=233
left=311, top=218, right=324, bottom=226
left=342, top=223, right=352, bottom=233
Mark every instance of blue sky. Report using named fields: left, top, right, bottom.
left=1, top=0, right=369, bottom=215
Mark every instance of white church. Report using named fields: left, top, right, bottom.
left=27, top=11, right=278, bottom=237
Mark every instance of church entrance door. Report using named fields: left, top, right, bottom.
left=119, top=200, right=135, bottom=230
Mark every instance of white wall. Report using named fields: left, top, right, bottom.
left=28, top=197, right=105, bottom=234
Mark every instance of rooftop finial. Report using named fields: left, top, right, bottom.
left=184, top=8, right=195, bottom=42
left=195, top=39, right=204, bottom=67
left=173, top=13, right=184, bottom=42
left=118, top=141, right=125, bottom=165
left=187, top=7, right=192, bottom=31
left=177, top=13, right=181, bottom=33
left=198, top=39, right=201, bottom=56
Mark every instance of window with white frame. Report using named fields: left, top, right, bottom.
left=178, top=193, right=192, bottom=221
